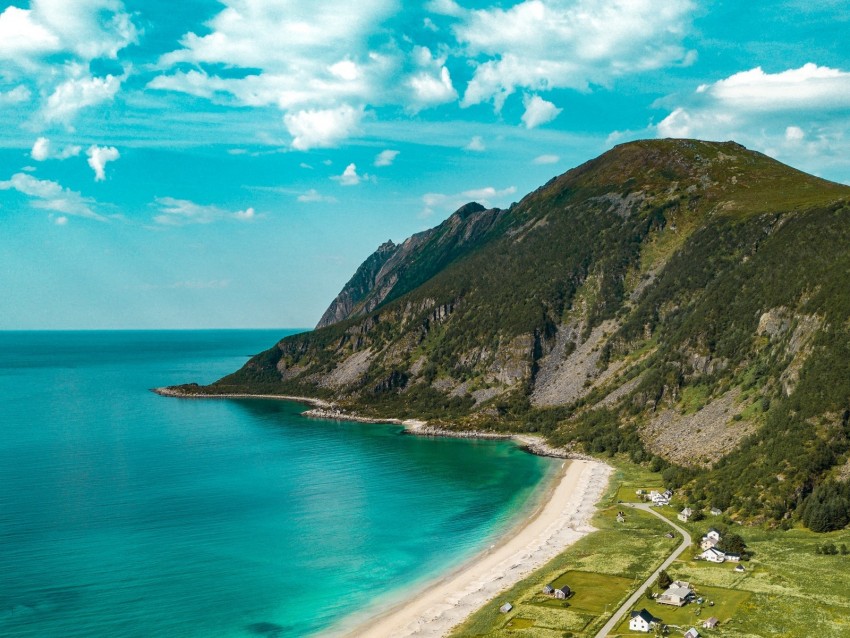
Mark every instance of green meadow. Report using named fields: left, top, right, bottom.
left=449, top=458, right=850, bottom=638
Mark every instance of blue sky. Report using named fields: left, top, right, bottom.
left=1, top=0, right=849, bottom=329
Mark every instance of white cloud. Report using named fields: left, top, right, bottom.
left=785, top=126, right=805, bottom=142
left=43, top=73, right=123, bottom=124
left=408, top=66, right=457, bottom=109
left=0, top=172, right=104, bottom=220
left=151, top=0, right=397, bottom=148
left=0, top=2, right=137, bottom=126
left=465, top=135, right=486, bottom=151
left=153, top=197, right=257, bottom=226
left=284, top=104, right=364, bottom=150
left=31, top=136, right=82, bottom=161
left=457, top=0, right=695, bottom=109
left=521, top=94, right=562, bottom=129
left=54, top=215, right=68, bottom=225
left=533, top=154, right=560, bottom=164
left=86, top=145, right=120, bottom=181
left=332, top=163, right=368, bottom=186
left=298, top=189, right=338, bottom=203
left=0, top=6, right=61, bottom=59
left=425, top=0, right=465, bottom=17
left=374, top=149, right=399, bottom=166
left=0, top=84, right=31, bottom=105
left=421, top=185, right=516, bottom=217
left=696, top=64, right=850, bottom=111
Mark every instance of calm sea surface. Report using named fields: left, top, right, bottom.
left=0, top=330, right=553, bottom=637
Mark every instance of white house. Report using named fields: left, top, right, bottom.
left=703, top=617, right=719, bottom=629
left=684, top=628, right=700, bottom=638
left=657, top=581, right=693, bottom=607
left=700, top=529, right=721, bottom=550
left=735, top=564, right=746, bottom=573
left=678, top=507, right=694, bottom=522
left=629, top=608, right=657, bottom=633
left=649, top=489, right=672, bottom=506
left=499, top=602, right=513, bottom=613
left=700, top=547, right=727, bottom=563
left=710, top=507, right=722, bottom=516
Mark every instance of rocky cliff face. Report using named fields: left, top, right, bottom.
left=317, top=201, right=505, bottom=328
left=174, top=139, right=850, bottom=526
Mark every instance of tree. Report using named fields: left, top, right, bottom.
left=656, top=570, right=672, bottom=590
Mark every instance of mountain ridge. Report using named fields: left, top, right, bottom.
left=168, top=138, right=850, bottom=530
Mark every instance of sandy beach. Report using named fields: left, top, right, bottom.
left=337, top=458, right=612, bottom=638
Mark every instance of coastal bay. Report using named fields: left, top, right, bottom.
left=0, top=330, right=560, bottom=638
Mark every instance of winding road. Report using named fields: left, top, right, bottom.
left=593, top=504, right=692, bottom=638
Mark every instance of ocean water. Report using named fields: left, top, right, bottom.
left=0, top=330, right=554, bottom=638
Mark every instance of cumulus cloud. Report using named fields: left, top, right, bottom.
left=374, top=149, right=399, bottom=166
left=31, top=136, right=81, bottom=161
left=0, top=85, right=31, bottom=105
left=457, top=0, right=695, bottom=109
left=43, top=73, right=123, bottom=124
left=153, top=197, right=257, bottom=226
left=465, top=135, right=486, bottom=151
left=332, top=163, right=369, bottom=186
left=297, top=189, right=338, bottom=203
left=657, top=64, right=850, bottom=139
left=408, top=66, right=457, bottom=109
left=533, top=154, right=560, bottom=164
left=421, top=185, right=516, bottom=217
left=284, top=104, right=364, bottom=151
left=0, top=172, right=104, bottom=220
left=521, top=94, right=562, bottom=129
left=0, top=2, right=136, bottom=126
left=150, top=0, right=397, bottom=147
left=86, top=145, right=120, bottom=181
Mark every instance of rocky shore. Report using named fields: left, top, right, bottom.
left=154, top=388, right=593, bottom=461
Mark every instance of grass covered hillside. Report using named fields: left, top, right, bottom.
left=171, top=139, right=850, bottom=530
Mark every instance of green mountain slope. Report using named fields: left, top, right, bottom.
left=171, top=139, right=850, bottom=530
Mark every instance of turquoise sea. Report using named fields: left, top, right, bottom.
left=0, top=330, right=554, bottom=637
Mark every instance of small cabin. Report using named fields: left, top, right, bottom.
left=499, top=602, right=513, bottom=614
left=542, top=584, right=554, bottom=595
left=703, top=617, right=719, bottom=629
left=553, top=585, right=571, bottom=599
left=684, top=628, right=700, bottom=638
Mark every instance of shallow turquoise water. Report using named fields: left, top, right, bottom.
left=0, top=331, right=553, bottom=637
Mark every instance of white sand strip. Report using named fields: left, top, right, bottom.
left=338, top=458, right=613, bottom=638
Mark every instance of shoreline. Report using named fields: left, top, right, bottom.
left=152, top=387, right=595, bottom=461
left=154, top=387, right=613, bottom=637
left=335, top=458, right=612, bottom=638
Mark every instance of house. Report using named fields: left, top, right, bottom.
left=499, top=602, right=513, bottom=613
left=678, top=507, right=694, bottom=522
left=629, top=608, right=658, bottom=633
left=542, top=584, right=554, bottom=595
left=617, top=511, right=626, bottom=523
left=710, top=507, right=722, bottom=516
left=700, top=529, right=721, bottom=550
left=703, top=617, right=719, bottom=629
left=700, top=547, right=727, bottom=563
left=553, top=585, right=571, bottom=599
left=657, top=581, right=694, bottom=607
left=725, top=553, right=741, bottom=562
left=734, top=564, right=746, bottom=572
left=684, top=628, right=700, bottom=638
left=649, top=489, right=672, bottom=506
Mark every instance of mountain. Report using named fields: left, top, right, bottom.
left=170, top=139, right=850, bottom=530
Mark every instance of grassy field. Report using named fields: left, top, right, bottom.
left=448, top=457, right=850, bottom=637
left=449, top=460, right=679, bottom=638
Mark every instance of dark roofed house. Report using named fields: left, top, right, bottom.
left=542, top=584, right=554, bottom=595
left=629, top=608, right=658, bottom=633
left=553, top=585, right=571, bottom=599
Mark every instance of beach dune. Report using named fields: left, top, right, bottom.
left=340, top=458, right=612, bottom=638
